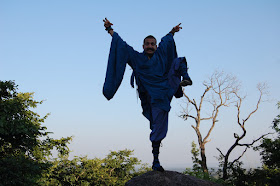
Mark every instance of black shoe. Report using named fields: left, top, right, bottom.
left=180, top=79, right=192, bottom=87
left=152, top=165, right=165, bottom=172
left=152, top=159, right=165, bottom=172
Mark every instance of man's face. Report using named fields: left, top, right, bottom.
left=143, top=38, right=157, bottom=57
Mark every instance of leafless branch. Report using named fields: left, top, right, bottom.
left=183, top=89, right=198, bottom=111
left=230, top=147, right=248, bottom=166
left=216, top=148, right=225, bottom=157
left=201, top=117, right=213, bottom=121
left=242, top=83, right=266, bottom=125
left=238, top=132, right=272, bottom=147
left=204, top=139, right=211, bottom=144
left=181, top=114, right=197, bottom=121
left=199, top=84, right=212, bottom=112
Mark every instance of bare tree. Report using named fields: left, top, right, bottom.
left=216, top=83, right=271, bottom=180
left=181, top=71, right=239, bottom=173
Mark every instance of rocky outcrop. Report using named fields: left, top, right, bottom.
left=125, top=171, right=221, bottom=186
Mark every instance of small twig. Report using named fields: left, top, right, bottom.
left=216, top=148, right=225, bottom=157
left=230, top=147, right=248, bottom=166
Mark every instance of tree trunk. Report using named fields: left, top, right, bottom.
left=222, top=141, right=238, bottom=180
left=222, top=153, right=229, bottom=180
left=200, top=144, right=208, bottom=173
left=194, top=125, right=209, bottom=173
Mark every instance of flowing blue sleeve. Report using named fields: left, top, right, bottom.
left=103, top=32, right=134, bottom=100
left=155, top=33, right=178, bottom=72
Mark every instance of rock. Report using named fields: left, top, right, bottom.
left=125, top=171, right=221, bottom=186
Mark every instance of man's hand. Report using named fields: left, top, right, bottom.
left=170, top=23, right=182, bottom=35
left=103, top=18, right=113, bottom=28
left=103, top=18, right=114, bottom=36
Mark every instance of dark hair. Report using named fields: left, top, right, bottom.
left=143, top=35, right=157, bottom=44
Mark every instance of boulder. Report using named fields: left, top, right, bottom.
left=125, top=171, right=221, bottom=186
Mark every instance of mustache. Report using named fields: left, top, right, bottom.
left=146, top=48, right=155, bottom=51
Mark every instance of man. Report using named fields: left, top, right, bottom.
left=103, top=18, right=192, bottom=171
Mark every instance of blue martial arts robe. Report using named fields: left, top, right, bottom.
left=103, top=32, right=184, bottom=141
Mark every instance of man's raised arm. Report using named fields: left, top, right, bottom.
left=103, top=18, right=114, bottom=36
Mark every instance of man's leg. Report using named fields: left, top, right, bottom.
left=152, top=140, right=164, bottom=171
left=150, top=107, right=168, bottom=172
left=178, top=57, right=192, bottom=86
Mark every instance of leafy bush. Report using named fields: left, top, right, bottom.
left=40, top=149, right=151, bottom=185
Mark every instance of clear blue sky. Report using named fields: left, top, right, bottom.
left=1, top=0, right=279, bottom=169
